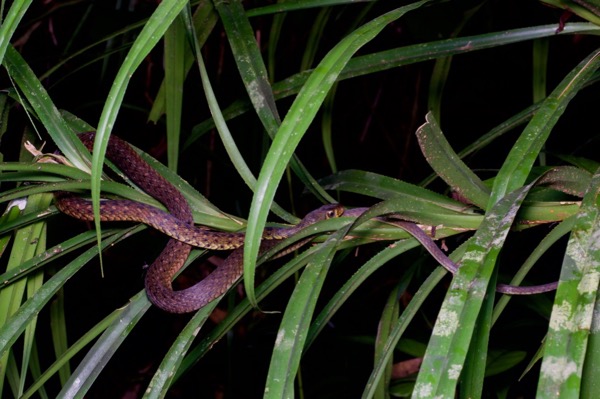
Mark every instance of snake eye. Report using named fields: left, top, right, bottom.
left=326, top=210, right=336, bottom=219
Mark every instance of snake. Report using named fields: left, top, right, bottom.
left=385, top=220, right=558, bottom=295
left=55, top=133, right=555, bottom=312
left=55, top=132, right=344, bottom=313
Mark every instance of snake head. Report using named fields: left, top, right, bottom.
left=327, top=203, right=345, bottom=219
left=291, top=203, right=345, bottom=231
left=311, top=203, right=345, bottom=221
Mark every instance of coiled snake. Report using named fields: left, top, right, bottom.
left=56, top=133, right=556, bottom=312
left=55, top=132, right=343, bottom=313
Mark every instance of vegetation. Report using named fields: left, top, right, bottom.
left=0, top=0, right=599, bottom=397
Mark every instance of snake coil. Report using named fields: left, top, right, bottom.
left=56, top=132, right=343, bottom=313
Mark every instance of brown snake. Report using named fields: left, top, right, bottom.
left=55, top=132, right=343, bottom=313
left=55, top=133, right=555, bottom=312
left=384, top=220, right=558, bottom=295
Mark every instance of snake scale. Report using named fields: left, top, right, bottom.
left=55, top=132, right=343, bottom=313
left=56, top=133, right=556, bottom=312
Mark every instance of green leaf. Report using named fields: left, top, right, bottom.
left=243, top=1, right=432, bottom=308
left=215, top=0, right=335, bottom=204
left=57, top=292, right=150, bottom=398
left=164, top=14, right=186, bottom=171
left=0, top=227, right=141, bottom=370
left=490, top=47, right=600, bottom=206
left=3, top=47, right=91, bottom=171
left=91, top=0, right=189, bottom=267
left=0, top=193, right=52, bottom=397
left=143, top=305, right=216, bottom=399
left=413, top=183, right=535, bottom=396
left=264, top=230, right=346, bottom=398
left=185, top=23, right=600, bottom=148
left=537, top=167, right=600, bottom=397
left=540, top=0, right=600, bottom=26
left=0, top=0, right=33, bottom=65
left=416, top=112, right=491, bottom=209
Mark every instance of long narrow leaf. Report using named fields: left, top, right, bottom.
left=143, top=304, right=216, bottom=399
left=216, top=0, right=335, bottom=204
left=20, top=308, right=122, bottom=399
left=413, top=184, right=534, bottom=397
left=0, top=227, right=140, bottom=361
left=57, top=292, right=150, bottom=399
left=0, top=0, right=32, bottom=64
left=416, top=112, right=491, bottom=209
left=3, top=46, right=90, bottom=170
left=184, top=23, right=600, bottom=147
left=263, top=232, right=345, bottom=397
left=244, top=1, right=431, bottom=308
left=164, top=14, right=185, bottom=171
left=537, top=168, right=600, bottom=397
left=490, top=47, right=600, bottom=205
left=91, top=0, right=188, bottom=263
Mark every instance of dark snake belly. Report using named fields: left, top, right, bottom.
left=55, top=132, right=343, bottom=313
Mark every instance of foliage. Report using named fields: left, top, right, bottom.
left=0, top=0, right=599, bottom=398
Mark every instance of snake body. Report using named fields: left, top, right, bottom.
left=56, top=133, right=555, bottom=312
left=388, top=220, right=558, bottom=295
left=55, top=132, right=343, bottom=313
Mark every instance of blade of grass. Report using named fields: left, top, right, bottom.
left=215, top=1, right=336, bottom=205
left=247, top=0, right=375, bottom=17
left=0, top=229, right=123, bottom=287
left=244, top=1, right=432, bottom=308
left=459, top=270, right=495, bottom=398
left=538, top=165, right=592, bottom=197
left=27, top=342, right=49, bottom=399
left=20, top=226, right=47, bottom=397
left=20, top=308, right=122, bottom=399
left=180, top=4, right=293, bottom=221
left=143, top=304, right=216, bottom=399
left=489, top=46, right=600, bottom=206
left=0, top=162, right=92, bottom=181
left=91, top=0, right=188, bottom=274
left=3, top=46, right=91, bottom=170
left=374, top=272, right=414, bottom=399
left=0, top=226, right=142, bottom=362
left=147, top=0, right=218, bottom=123
left=49, top=288, right=71, bottom=385
left=57, top=291, right=150, bottom=399
left=300, top=7, right=332, bottom=70
left=184, top=23, right=600, bottom=148
left=420, top=101, right=542, bottom=187
left=581, top=294, right=600, bottom=396
left=266, top=6, right=285, bottom=81
left=263, top=230, right=346, bottom=398
left=164, top=14, right=185, bottom=171
left=362, top=266, right=453, bottom=399
left=532, top=38, right=549, bottom=105
left=320, top=169, right=479, bottom=210
left=0, top=0, right=32, bottom=64
left=0, top=193, right=51, bottom=397
left=537, top=168, right=600, bottom=397
left=427, top=2, right=483, bottom=123
left=215, top=1, right=281, bottom=130
left=416, top=112, right=491, bottom=209
left=321, top=84, right=339, bottom=175
left=412, top=184, right=534, bottom=397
